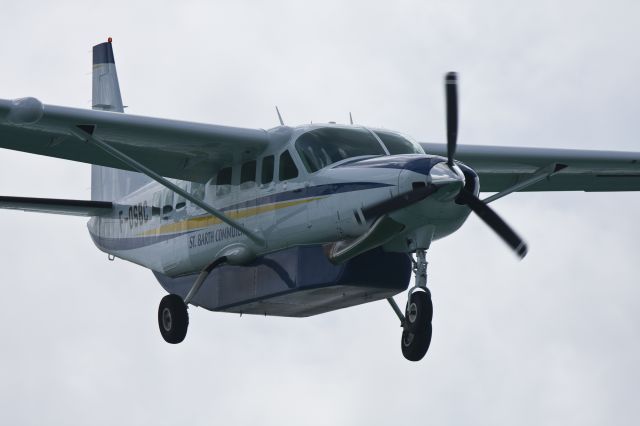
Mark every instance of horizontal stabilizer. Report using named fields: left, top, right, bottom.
left=0, top=196, right=112, bottom=217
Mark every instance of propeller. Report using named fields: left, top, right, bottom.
left=445, top=72, right=528, bottom=259
left=456, top=190, right=528, bottom=258
left=445, top=72, right=458, bottom=167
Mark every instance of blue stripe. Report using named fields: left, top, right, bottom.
left=91, top=181, right=392, bottom=251
left=334, top=155, right=446, bottom=175
left=223, top=181, right=392, bottom=211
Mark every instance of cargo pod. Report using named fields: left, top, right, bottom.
left=154, top=245, right=411, bottom=317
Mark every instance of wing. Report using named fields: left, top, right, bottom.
left=421, top=143, right=640, bottom=192
left=0, top=97, right=271, bottom=183
left=0, top=196, right=112, bottom=217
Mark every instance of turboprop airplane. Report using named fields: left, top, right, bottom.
left=1, top=39, right=639, bottom=361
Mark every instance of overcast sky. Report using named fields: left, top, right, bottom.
left=1, top=1, right=639, bottom=425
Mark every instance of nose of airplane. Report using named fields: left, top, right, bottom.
left=428, top=161, right=465, bottom=199
left=429, top=161, right=463, bottom=183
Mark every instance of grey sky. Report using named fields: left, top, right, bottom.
left=0, top=1, right=639, bottom=425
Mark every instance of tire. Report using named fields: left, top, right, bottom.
left=158, top=294, right=189, bottom=344
left=401, top=323, right=433, bottom=362
left=405, top=290, right=433, bottom=333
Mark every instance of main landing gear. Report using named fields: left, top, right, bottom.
left=157, top=257, right=227, bottom=344
left=158, top=294, right=189, bottom=344
left=387, top=249, right=433, bottom=361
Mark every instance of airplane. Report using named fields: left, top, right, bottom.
left=1, top=39, right=639, bottom=361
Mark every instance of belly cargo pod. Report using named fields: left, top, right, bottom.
left=154, top=245, right=411, bottom=317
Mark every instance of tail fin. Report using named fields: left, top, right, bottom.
left=92, top=39, right=124, bottom=112
left=90, top=38, right=150, bottom=201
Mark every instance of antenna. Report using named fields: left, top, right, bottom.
left=275, top=106, right=284, bottom=126
left=349, top=112, right=354, bottom=125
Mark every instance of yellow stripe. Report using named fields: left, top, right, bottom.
left=138, top=197, right=321, bottom=237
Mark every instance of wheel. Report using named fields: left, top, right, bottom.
left=405, top=290, right=433, bottom=333
left=158, top=294, right=189, bottom=344
left=401, top=323, right=433, bottom=362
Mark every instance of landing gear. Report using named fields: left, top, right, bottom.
left=401, top=290, right=433, bottom=361
left=401, top=323, right=433, bottom=361
left=405, top=290, right=432, bottom=333
left=387, top=249, right=433, bottom=361
left=158, top=294, right=189, bottom=344
left=157, top=257, right=227, bottom=344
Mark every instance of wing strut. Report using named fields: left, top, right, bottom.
left=72, top=126, right=266, bottom=246
left=483, top=163, right=568, bottom=204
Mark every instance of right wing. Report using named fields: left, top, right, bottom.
left=0, top=97, right=271, bottom=183
left=421, top=143, right=640, bottom=192
left=0, top=196, right=112, bottom=217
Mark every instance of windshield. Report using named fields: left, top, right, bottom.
left=295, top=127, right=386, bottom=172
left=374, top=131, right=424, bottom=155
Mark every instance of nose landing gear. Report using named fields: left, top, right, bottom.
left=401, top=289, right=433, bottom=361
left=387, top=249, right=433, bottom=361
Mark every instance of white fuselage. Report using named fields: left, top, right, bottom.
left=87, top=124, right=473, bottom=277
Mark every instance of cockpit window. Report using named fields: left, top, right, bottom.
left=295, top=127, right=386, bottom=172
left=374, top=131, right=424, bottom=155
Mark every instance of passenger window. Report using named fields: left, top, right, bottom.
left=152, top=192, right=161, bottom=216
left=162, top=191, right=174, bottom=218
left=216, top=167, right=232, bottom=197
left=175, top=196, right=186, bottom=210
left=279, top=150, right=299, bottom=181
left=262, top=155, right=274, bottom=184
left=190, top=182, right=205, bottom=201
left=240, top=160, right=257, bottom=189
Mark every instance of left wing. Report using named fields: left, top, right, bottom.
left=0, top=196, right=112, bottom=217
left=0, top=97, right=271, bottom=183
left=421, top=143, right=640, bottom=192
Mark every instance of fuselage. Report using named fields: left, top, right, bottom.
left=87, top=123, right=475, bottom=276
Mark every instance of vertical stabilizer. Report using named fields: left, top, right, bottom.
left=92, top=39, right=124, bottom=112
left=91, top=38, right=150, bottom=201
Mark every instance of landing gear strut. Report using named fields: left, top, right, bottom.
left=387, top=249, right=433, bottom=361
left=157, top=257, right=226, bottom=344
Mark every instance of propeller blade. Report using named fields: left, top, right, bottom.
left=445, top=72, right=458, bottom=167
left=457, top=190, right=528, bottom=259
